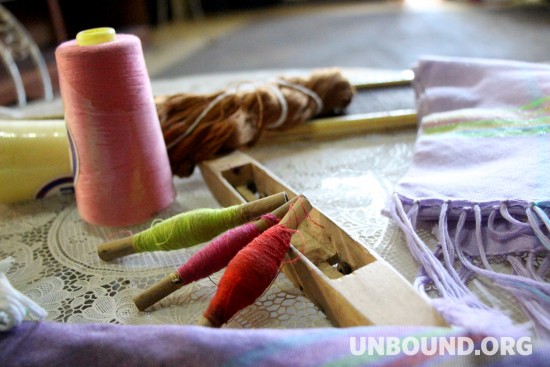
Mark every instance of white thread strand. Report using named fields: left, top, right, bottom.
left=167, top=91, right=234, bottom=150
left=0, top=272, right=47, bottom=331
left=533, top=204, right=550, bottom=233
left=526, top=205, right=550, bottom=250
left=474, top=204, right=494, bottom=271
left=275, top=79, right=324, bottom=115
left=266, top=84, right=288, bottom=129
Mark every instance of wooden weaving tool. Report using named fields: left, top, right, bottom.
left=199, top=151, right=448, bottom=327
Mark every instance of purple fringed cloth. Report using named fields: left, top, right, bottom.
left=386, top=56, right=550, bottom=339
left=1, top=321, right=549, bottom=366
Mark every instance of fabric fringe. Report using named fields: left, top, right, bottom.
left=390, top=194, right=550, bottom=339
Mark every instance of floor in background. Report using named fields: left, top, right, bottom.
left=143, top=0, right=550, bottom=79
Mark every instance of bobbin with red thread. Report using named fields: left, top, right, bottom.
left=199, top=195, right=313, bottom=327
left=55, top=27, right=175, bottom=227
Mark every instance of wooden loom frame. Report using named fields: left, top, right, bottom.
left=199, top=151, right=448, bottom=328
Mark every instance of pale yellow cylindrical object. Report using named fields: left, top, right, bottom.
left=0, top=119, right=73, bottom=204
left=76, top=27, right=116, bottom=46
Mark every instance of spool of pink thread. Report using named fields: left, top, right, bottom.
left=55, top=28, right=175, bottom=227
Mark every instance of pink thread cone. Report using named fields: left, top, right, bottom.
left=56, top=32, right=175, bottom=227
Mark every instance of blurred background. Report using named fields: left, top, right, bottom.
left=1, top=0, right=549, bottom=106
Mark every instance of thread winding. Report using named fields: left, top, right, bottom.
left=55, top=31, right=175, bottom=227
left=132, top=205, right=250, bottom=252
left=202, top=224, right=295, bottom=327
left=176, top=213, right=280, bottom=285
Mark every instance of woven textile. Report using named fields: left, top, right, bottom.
left=387, top=56, right=550, bottom=339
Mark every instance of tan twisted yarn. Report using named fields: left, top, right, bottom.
left=156, top=68, right=355, bottom=177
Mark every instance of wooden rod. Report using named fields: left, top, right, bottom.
left=352, top=70, right=413, bottom=90
left=260, top=109, right=417, bottom=144
left=97, top=192, right=288, bottom=261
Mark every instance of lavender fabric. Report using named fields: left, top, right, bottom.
left=386, top=56, right=550, bottom=339
left=1, top=321, right=549, bottom=366
left=400, top=56, right=550, bottom=207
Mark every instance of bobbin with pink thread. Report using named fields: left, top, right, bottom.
left=55, top=27, right=175, bottom=227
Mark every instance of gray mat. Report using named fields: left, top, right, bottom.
left=156, top=4, right=550, bottom=78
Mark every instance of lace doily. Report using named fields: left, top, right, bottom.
left=1, top=133, right=419, bottom=329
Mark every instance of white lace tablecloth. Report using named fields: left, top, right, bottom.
left=0, top=68, right=425, bottom=328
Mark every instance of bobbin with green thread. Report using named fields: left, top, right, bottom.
left=97, top=192, right=288, bottom=261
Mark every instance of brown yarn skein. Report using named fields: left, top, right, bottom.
left=155, top=68, right=356, bottom=177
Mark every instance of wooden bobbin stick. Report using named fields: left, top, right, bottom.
left=279, top=194, right=312, bottom=230
left=96, top=237, right=135, bottom=260
left=133, top=272, right=182, bottom=312
left=97, top=192, right=288, bottom=261
left=132, top=196, right=300, bottom=311
left=197, top=315, right=212, bottom=327
left=239, top=192, right=289, bottom=221
left=260, top=109, right=417, bottom=144
left=197, top=194, right=312, bottom=327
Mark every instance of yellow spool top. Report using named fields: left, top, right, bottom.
left=76, top=27, right=116, bottom=46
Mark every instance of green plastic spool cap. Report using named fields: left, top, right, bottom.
left=76, top=27, right=116, bottom=46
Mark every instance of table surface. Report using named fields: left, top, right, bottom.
left=0, top=68, right=524, bottom=329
